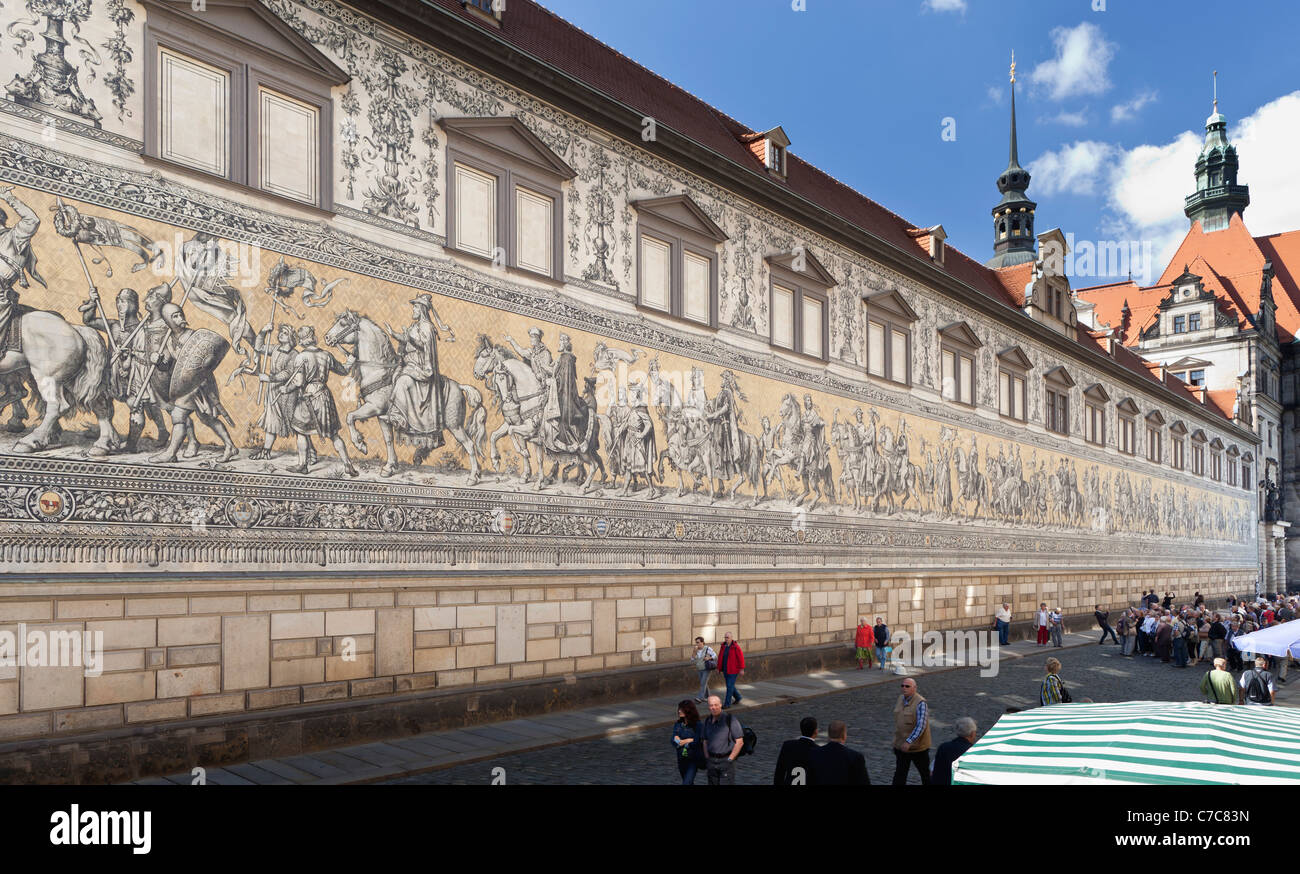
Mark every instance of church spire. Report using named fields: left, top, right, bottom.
left=986, top=52, right=1038, bottom=269
left=1184, top=70, right=1249, bottom=231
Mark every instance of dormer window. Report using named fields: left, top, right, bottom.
left=1173, top=315, right=1186, bottom=333
left=746, top=126, right=791, bottom=179
left=766, top=141, right=784, bottom=174
left=462, top=0, right=503, bottom=25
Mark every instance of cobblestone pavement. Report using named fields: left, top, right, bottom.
left=388, top=642, right=1271, bottom=785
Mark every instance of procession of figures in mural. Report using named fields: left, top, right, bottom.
left=0, top=186, right=1251, bottom=542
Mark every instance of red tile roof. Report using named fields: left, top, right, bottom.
left=420, top=0, right=1240, bottom=423
left=1204, top=389, right=1238, bottom=420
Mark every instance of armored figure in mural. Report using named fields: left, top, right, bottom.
left=77, top=286, right=170, bottom=451
left=646, top=355, right=682, bottom=414
left=507, top=327, right=553, bottom=386
left=705, top=370, right=743, bottom=481
left=148, top=303, right=238, bottom=464
left=250, top=323, right=305, bottom=462
left=278, top=325, right=357, bottom=477
left=385, top=293, right=455, bottom=452
left=0, top=187, right=42, bottom=353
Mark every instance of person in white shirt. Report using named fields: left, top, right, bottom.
left=691, top=636, right=717, bottom=703
left=1140, top=613, right=1158, bottom=657
left=1036, top=603, right=1049, bottom=646
left=994, top=603, right=1012, bottom=646
left=1048, top=607, right=1064, bottom=647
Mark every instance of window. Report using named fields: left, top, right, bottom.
left=442, top=116, right=574, bottom=281
left=1227, top=458, right=1238, bottom=487
left=634, top=195, right=727, bottom=328
left=1241, top=461, right=1252, bottom=489
left=1188, top=312, right=1202, bottom=331
left=1210, top=440, right=1224, bottom=482
left=143, top=0, right=345, bottom=210
left=997, top=346, right=1031, bottom=422
left=1145, top=411, right=1165, bottom=464
left=938, top=322, right=981, bottom=407
left=766, top=141, right=785, bottom=174
left=1170, top=422, right=1187, bottom=471
left=863, top=289, right=918, bottom=384
left=1043, top=367, right=1074, bottom=436
left=768, top=251, right=835, bottom=361
left=1083, top=384, right=1109, bottom=446
left=1188, top=369, right=1206, bottom=387
left=1173, top=315, right=1186, bottom=333
left=1117, top=399, right=1139, bottom=455
left=1192, top=443, right=1205, bottom=475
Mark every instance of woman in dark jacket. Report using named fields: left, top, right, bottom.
left=872, top=617, right=889, bottom=670
left=671, top=699, right=707, bottom=785
left=1154, top=617, right=1173, bottom=663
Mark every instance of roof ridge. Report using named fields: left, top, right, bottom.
left=527, top=0, right=763, bottom=142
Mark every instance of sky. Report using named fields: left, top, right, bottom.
left=539, top=0, right=1300, bottom=286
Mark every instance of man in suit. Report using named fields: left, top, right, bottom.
left=809, top=720, right=870, bottom=785
left=930, top=716, right=977, bottom=786
left=773, top=716, right=820, bottom=785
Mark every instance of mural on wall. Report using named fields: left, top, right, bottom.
left=0, top=0, right=1257, bottom=571
left=0, top=184, right=1254, bottom=551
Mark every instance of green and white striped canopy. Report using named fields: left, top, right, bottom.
left=951, top=701, right=1300, bottom=785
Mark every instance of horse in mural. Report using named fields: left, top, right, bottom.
left=830, top=410, right=867, bottom=511
left=657, top=406, right=714, bottom=499
left=874, top=423, right=923, bottom=514
left=323, top=309, right=486, bottom=480
left=472, top=335, right=609, bottom=491
left=0, top=309, right=117, bottom=455
left=764, top=393, right=834, bottom=511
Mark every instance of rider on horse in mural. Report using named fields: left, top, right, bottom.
left=384, top=293, right=455, bottom=449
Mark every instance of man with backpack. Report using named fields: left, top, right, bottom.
left=1238, top=655, right=1276, bottom=706
left=702, top=694, right=748, bottom=784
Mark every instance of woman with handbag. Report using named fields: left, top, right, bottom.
left=671, top=699, right=708, bottom=785
left=691, top=637, right=717, bottom=703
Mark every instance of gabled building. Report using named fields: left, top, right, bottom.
left=1076, top=95, right=1298, bottom=589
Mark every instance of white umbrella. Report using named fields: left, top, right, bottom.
left=1231, top=619, right=1300, bottom=659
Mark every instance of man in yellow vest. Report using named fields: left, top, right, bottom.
left=891, top=677, right=931, bottom=785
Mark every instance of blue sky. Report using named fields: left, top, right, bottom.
left=541, top=0, right=1300, bottom=285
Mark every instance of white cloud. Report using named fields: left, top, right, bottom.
left=922, top=0, right=966, bottom=12
left=1028, top=141, right=1118, bottom=196
left=1099, top=92, right=1300, bottom=271
left=1111, top=90, right=1158, bottom=123
left=986, top=85, right=1004, bottom=105
left=1040, top=109, right=1089, bottom=127
left=1029, top=22, right=1116, bottom=101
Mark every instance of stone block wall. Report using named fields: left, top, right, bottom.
left=0, top=567, right=1251, bottom=747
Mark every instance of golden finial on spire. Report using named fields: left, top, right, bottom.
left=1213, top=69, right=1218, bottom=112
left=1010, top=50, right=1016, bottom=85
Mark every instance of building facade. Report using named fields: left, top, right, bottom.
left=0, top=0, right=1258, bottom=771
left=1076, top=95, right=1298, bottom=590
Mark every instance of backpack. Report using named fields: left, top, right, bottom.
left=1243, top=670, right=1273, bottom=705
left=725, top=713, right=758, bottom=756
left=1056, top=676, right=1073, bottom=703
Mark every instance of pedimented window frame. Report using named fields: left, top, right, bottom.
left=996, top=345, right=1031, bottom=423
left=634, top=194, right=727, bottom=329
left=769, top=250, right=835, bottom=362
left=1043, top=366, right=1074, bottom=436
left=938, top=321, right=981, bottom=408
left=1083, top=383, right=1109, bottom=446
left=141, top=0, right=347, bottom=211
left=441, top=116, right=575, bottom=282
left=863, top=287, right=917, bottom=385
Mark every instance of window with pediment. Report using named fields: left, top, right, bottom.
left=1043, top=366, right=1074, bottom=435
left=862, top=288, right=917, bottom=384
left=997, top=346, right=1031, bottom=422
left=1083, top=384, right=1109, bottom=446
left=634, top=195, right=728, bottom=328
left=769, top=250, right=835, bottom=361
left=938, top=322, right=981, bottom=407
left=142, top=0, right=349, bottom=210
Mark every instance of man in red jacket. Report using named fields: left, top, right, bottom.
left=717, top=632, right=745, bottom=708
